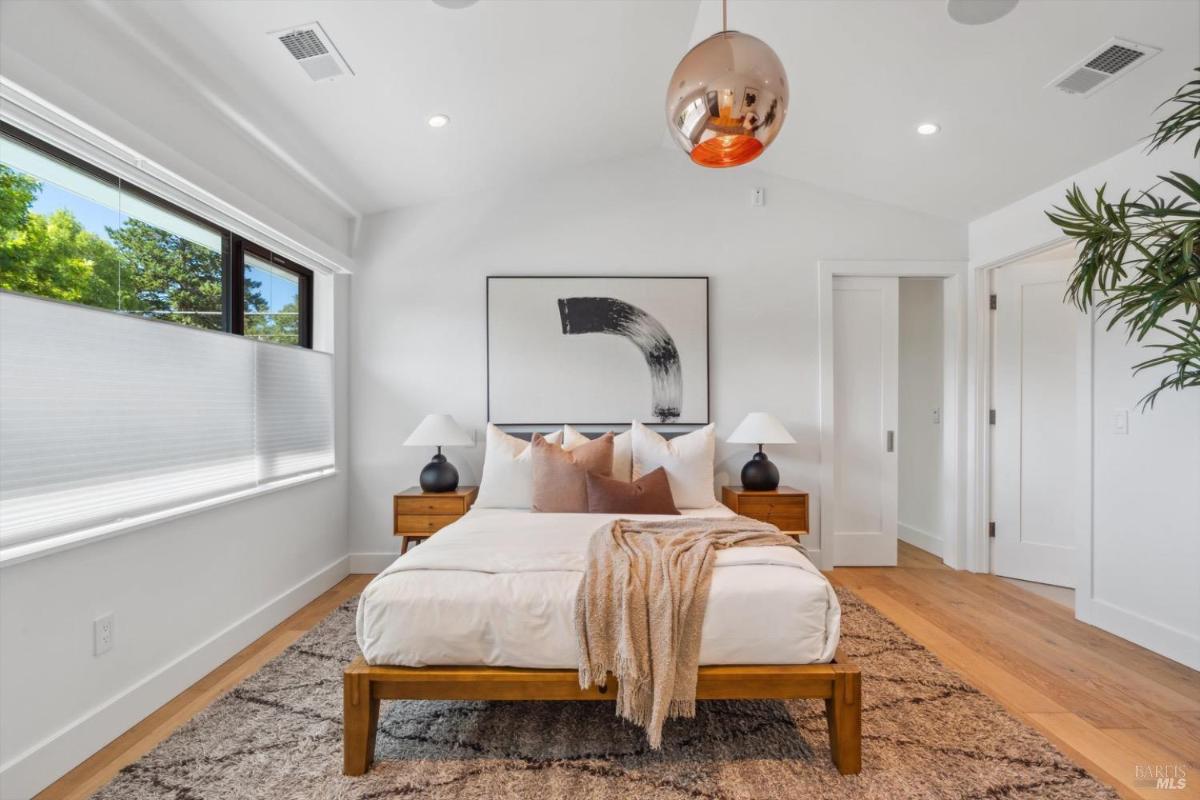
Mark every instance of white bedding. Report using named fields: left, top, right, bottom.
left=356, top=505, right=840, bottom=668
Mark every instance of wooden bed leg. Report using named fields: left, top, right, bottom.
left=344, top=665, right=379, bottom=776
left=825, top=669, right=861, bottom=775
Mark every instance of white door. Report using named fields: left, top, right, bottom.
left=832, top=276, right=899, bottom=566
left=991, top=258, right=1082, bottom=587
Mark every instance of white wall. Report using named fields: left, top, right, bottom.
left=0, top=277, right=352, bottom=800
left=898, top=278, right=944, bottom=556
left=348, top=150, right=966, bottom=567
left=0, top=0, right=354, bottom=261
left=968, top=139, right=1200, bottom=670
left=0, top=5, right=358, bottom=791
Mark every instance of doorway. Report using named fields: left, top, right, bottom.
left=829, top=276, right=946, bottom=566
left=987, top=246, right=1089, bottom=588
left=819, top=261, right=964, bottom=570
left=898, top=279, right=945, bottom=559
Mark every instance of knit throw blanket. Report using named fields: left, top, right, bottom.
left=574, top=515, right=803, bottom=748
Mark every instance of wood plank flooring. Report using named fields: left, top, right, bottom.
left=828, top=543, right=1199, bottom=800
left=33, top=575, right=373, bottom=800
left=35, top=546, right=1198, bottom=800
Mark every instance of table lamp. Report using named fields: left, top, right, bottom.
left=727, top=412, right=796, bottom=491
left=403, top=414, right=473, bottom=492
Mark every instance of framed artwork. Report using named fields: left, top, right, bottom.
left=487, top=276, right=709, bottom=426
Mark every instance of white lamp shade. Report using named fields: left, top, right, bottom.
left=403, top=414, right=473, bottom=447
left=727, top=412, right=796, bottom=445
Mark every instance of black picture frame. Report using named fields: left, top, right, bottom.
left=486, top=275, right=710, bottom=427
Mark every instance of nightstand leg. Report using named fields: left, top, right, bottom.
left=400, top=536, right=410, bottom=555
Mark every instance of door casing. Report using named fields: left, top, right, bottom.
left=817, top=261, right=966, bottom=571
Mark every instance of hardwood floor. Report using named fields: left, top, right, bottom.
left=828, top=543, right=1199, bottom=800
left=35, top=546, right=1197, bottom=800
left=33, top=575, right=373, bottom=800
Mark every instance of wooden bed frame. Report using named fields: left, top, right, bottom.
left=343, top=652, right=861, bottom=775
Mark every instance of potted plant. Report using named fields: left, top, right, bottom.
left=1047, top=68, right=1199, bottom=408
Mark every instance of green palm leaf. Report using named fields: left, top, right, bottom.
left=1047, top=69, right=1200, bottom=409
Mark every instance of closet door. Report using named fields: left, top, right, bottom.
left=991, top=258, right=1080, bottom=587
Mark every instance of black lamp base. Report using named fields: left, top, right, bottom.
left=419, top=452, right=459, bottom=493
left=740, top=450, right=780, bottom=491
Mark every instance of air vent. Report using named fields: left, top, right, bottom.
left=1049, top=38, right=1159, bottom=97
left=270, top=22, right=354, bottom=82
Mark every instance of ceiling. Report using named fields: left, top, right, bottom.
left=87, top=0, right=1200, bottom=221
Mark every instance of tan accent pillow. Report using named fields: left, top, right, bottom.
left=531, top=432, right=614, bottom=512
left=586, top=467, right=679, bottom=515
left=565, top=424, right=632, bottom=481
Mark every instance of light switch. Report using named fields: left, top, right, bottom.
left=932, top=408, right=941, bottom=425
left=1112, top=410, right=1129, bottom=435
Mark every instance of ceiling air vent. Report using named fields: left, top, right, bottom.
left=271, top=22, right=354, bottom=82
left=1048, top=38, right=1159, bottom=97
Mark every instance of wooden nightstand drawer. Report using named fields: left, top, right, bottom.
left=737, top=495, right=807, bottom=519
left=722, top=485, right=809, bottom=536
left=394, top=495, right=469, bottom=515
left=395, top=514, right=456, bottom=534
left=393, top=487, right=478, bottom=554
left=759, top=513, right=808, bottom=533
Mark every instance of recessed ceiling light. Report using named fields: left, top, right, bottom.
left=428, top=114, right=450, bottom=128
left=917, top=122, right=940, bottom=136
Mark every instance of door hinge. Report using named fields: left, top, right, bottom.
left=988, top=521, right=996, bottom=538
left=989, top=293, right=997, bottom=310
left=989, top=409, right=996, bottom=425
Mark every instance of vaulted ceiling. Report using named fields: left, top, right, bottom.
left=6, top=0, right=1199, bottom=222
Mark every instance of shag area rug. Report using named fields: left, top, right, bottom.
left=92, top=588, right=1118, bottom=799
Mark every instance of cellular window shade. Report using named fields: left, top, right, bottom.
left=255, top=342, right=334, bottom=481
left=0, top=292, right=334, bottom=551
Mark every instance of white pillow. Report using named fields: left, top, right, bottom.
left=564, top=424, right=632, bottom=481
left=631, top=421, right=716, bottom=508
left=475, top=423, right=564, bottom=508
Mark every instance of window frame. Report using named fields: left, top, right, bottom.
left=237, top=238, right=314, bottom=348
left=0, top=121, right=314, bottom=349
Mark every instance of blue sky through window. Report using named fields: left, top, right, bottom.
left=29, top=181, right=120, bottom=243
left=245, top=257, right=299, bottom=313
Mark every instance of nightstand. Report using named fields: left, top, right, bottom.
left=721, top=485, right=809, bottom=537
left=394, top=486, right=478, bottom=554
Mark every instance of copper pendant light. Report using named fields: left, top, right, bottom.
left=665, top=0, right=788, bottom=168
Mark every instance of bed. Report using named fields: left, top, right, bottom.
left=344, top=503, right=860, bottom=775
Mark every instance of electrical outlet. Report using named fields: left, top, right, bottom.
left=932, top=408, right=941, bottom=425
left=94, top=613, right=114, bottom=656
left=751, top=187, right=765, bottom=207
left=1113, top=410, right=1129, bottom=435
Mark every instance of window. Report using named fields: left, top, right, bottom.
left=0, top=288, right=335, bottom=562
left=0, top=123, right=332, bottom=564
left=240, top=242, right=313, bottom=348
left=0, top=124, right=313, bottom=347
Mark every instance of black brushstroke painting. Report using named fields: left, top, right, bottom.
left=557, top=296, right=682, bottom=423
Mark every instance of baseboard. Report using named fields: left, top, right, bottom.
left=0, top=554, right=350, bottom=800
left=898, top=522, right=943, bottom=558
left=1077, top=596, right=1200, bottom=671
left=349, top=551, right=400, bottom=573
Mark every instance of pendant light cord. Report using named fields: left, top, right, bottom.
left=722, top=0, right=727, bottom=32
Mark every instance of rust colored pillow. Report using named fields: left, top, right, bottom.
left=585, top=467, right=680, bottom=515
left=531, top=432, right=614, bottom=512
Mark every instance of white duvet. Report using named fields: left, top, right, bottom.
left=356, top=505, right=840, bottom=668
